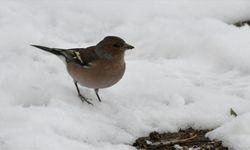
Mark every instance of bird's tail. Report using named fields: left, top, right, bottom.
left=31, top=45, right=82, bottom=64
left=31, top=45, right=64, bottom=56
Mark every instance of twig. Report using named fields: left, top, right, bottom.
left=151, top=134, right=198, bottom=146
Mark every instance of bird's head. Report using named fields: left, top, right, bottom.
left=95, top=36, right=134, bottom=59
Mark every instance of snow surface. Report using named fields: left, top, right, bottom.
left=1, top=0, right=250, bottom=150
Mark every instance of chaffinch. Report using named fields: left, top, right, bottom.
left=32, top=36, right=134, bottom=105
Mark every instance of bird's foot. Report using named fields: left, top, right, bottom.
left=78, top=94, right=93, bottom=105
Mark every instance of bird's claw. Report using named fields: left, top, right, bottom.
left=78, top=94, right=93, bottom=105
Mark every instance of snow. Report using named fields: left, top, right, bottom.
left=1, top=0, right=250, bottom=150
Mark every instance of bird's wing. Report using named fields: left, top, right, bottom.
left=64, top=46, right=98, bottom=66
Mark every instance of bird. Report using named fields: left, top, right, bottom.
left=31, top=36, right=134, bottom=105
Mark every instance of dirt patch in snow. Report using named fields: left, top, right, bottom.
left=133, top=128, right=228, bottom=150
left=234, top=20, right=250, bottom=27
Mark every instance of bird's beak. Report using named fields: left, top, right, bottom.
left=124, top=43, right=134, bottom=50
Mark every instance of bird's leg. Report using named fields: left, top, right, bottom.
left=94, top=89, right=102, bottom=102
left=74, top=81, right=93, bottom=105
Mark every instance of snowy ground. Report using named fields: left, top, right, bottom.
left=1, top=0, right=250, bottom=150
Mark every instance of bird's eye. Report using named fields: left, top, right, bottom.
left=113, top=43, right=124, bottom=48
left=113, top=43, right=120, bottom=48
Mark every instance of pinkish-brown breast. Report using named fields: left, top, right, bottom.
left=66, top=59, right=126, bottom=89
